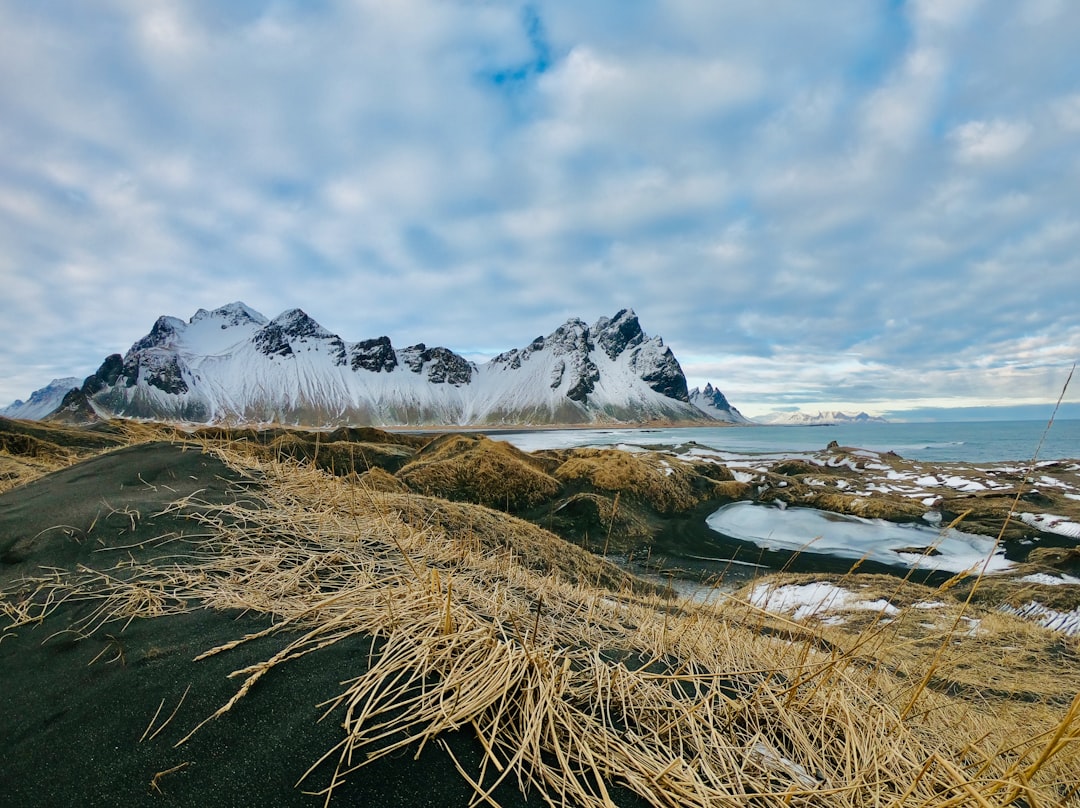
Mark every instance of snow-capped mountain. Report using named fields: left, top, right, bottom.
left=754, top=410, right=888, bottom=425
left=35, top=304, right=744, bottom=427
left=0, top=377, right=80, bottom=420
left=688, top=383, right=751, bottom=423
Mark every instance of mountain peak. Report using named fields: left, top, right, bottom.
left=593, top=308, right=644, bottom=360
left=268, top=308, right=334, bottom=339
left=689, top=383, right=750, bottom=423
left=192, top=302, right=269, bottom=327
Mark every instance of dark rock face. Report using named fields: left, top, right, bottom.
left=130, top=316, right=184, bottom=353
left=327, top=337, right=348, bottom=366
left=491, top=349, right=522, bottom=370
left=422, top=347, right=473, bottom=385
left=547, top=320, right=599, bottom=403
left=81, top=354, right=125, bottom=396
left=350, top=337, right=398, bottom=373
left=48, top=387, right=99, bottom=423
left=566, top=360, right=600, bottom=403
left=594, top=309, right=644, bottom=360
left=253, top=309, right=338, bottom=359
left=638, top=349, right=688, bottom=401
left=253, top=323, right=294, bottom=358
left=490, top=336, right=546, bottom=372
left=399, top=344, right=472, bottom=385
left=700, top=382, right=730, bottom=410
left=400, top=344, right=427, bottom=374
left=632, top=344, right=689, bottom=402
left=275, top=309, right=333, bottom=340
left=140, top=351, right=189, bottom=394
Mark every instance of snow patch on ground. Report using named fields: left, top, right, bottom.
left=1019, top=573, right=1080, bottom=586
left=1017, top=512, right=1080, bottom=539
left=999, top=601, right=1080, bottom=636
left=748, top=582, right=900, bottom=622
left=709, top=502, right=1014, bottom=574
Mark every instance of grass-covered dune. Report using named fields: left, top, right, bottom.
left=1, top=417, right=1079, bottom=806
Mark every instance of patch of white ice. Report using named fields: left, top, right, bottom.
left=748, top=582, right=900, bottom=621
left=942, top=476, right=987, bottom=492
left=1017, top=512, right=1080, bottom=539
left=1000, top=601, right=1080, bottom=636
left=709, top=502, right=1014, bottom=574
left=1019, top=573, right=1080, bottom=586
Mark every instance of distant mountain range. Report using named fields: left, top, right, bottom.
left=753, top=410, right=888, bottom=425
left=4, top=304, right=748, bottom=428
left=0, top=377, right=81, bottom=420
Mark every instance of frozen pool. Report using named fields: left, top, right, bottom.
left=706, top=502, right=1013, bottom=575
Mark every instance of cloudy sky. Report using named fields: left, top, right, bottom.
left=2, top=0, right=1078, bottom=420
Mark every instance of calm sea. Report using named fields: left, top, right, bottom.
left=493, top=419, right=1080, bottom=464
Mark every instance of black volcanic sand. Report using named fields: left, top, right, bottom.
left=0, top=443, right=649, bottom=807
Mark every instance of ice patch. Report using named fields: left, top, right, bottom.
left=942, top=476, right=987, bottom=492
left=1019, top=573, right=1080, bottom=586
left=999, top=601, right=1080, bottom=636
left=708, top=502, right=1014, bottom=574
left=748, top=582, right=899, bottom=621
left=1017, top=512, right=1080, bottom=539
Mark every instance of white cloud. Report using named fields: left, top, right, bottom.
left=950, top=119, right=1033, bottom=162
left=860, top=47, right=945, bottom=150
left=910, top=0, right=984, bottom=29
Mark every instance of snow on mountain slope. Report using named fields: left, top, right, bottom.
left=688, top=383, right=751, bottom=423
left=1, top=377, right=80, bottom=420
left=755, top=410, right=888, bottom=425
left=31, top=304, right=741, bottom=427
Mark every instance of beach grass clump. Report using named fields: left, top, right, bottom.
left=553, top=448, right=722, bottom=513
left=543, top=491, right=655, bottom=552
left=369, top=488, right=652, bottom=592
left=267, top=433, right=418, bottom=475
left=395, top=434, right=561, bottom=511
left=355, top=466, right=410, bottom=493
left=6, top=446, right=1080, bottom=806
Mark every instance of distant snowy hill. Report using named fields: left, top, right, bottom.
left=754, top=410, right=888, bottom=425
left=688, top=383, right=751, bottom=423
left=0, top=377, right=80, bottom=420
left=29, top=304, right=745, bottom=427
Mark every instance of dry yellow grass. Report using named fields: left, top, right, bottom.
left=5, top=446, right=1079, bottom=806
left=554, top=448, right=722, bottom=513
left=396, top=434, right=561, bottom=510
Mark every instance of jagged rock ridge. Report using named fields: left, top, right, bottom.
left=15, top=303, right=744, bottom=427
left=688, top=383, right=751, bottom=424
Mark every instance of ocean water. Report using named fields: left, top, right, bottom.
left=492, top=419, right=1080, bottom=464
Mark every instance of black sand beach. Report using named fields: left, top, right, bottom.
left=0, top=442, right=536, bottom=806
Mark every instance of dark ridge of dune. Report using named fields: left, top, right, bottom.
left=0, top=440, right=639, bottom=808
left=0, top=442, right=245, bottom=584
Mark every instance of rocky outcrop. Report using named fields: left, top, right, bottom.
left=399, top=344, right=474, bottom=385
left=349, top=337, right=398, bottom=373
